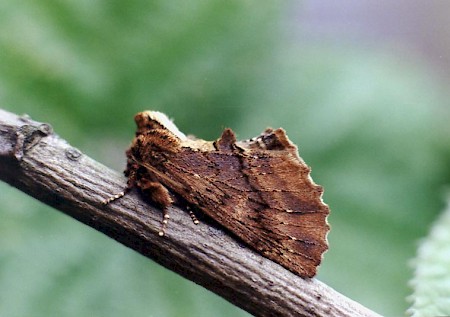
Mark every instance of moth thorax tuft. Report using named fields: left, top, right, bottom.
left=135, top=130, right=181, bottom=154
left=135, top=111, right=187, bottom=141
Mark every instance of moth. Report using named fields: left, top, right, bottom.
left=105, top=111, right=330, bottom=278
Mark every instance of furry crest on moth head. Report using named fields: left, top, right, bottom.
left=130, top=111, right=185, bottom=158
left=134, top=111, right=187, bottom=141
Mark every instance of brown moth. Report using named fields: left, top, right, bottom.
left=106, top=111, right=330, bottom=278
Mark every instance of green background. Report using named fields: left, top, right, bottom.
left=1, top=1, right=449, bottom=316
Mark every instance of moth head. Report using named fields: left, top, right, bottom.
left=129, top=131, right=182, bottom=164
left=134, top=111, right=187, bottom=141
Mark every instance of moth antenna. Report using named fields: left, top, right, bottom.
left=159, top=210, right=170, bottom=236
left=187, top=205, right=200, bottom=225
left=103, top=190, right=126, bottom=205
left=104, top=168, right=137, bottom=205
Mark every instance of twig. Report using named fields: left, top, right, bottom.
left=0, top=108, right=382, bottom=317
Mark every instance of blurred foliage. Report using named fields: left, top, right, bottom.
left=1, top=1, right=449, bottom=316
left=0, top=0, right=279, bottom=142
left=238, top=44, right=450, bottom=314
left=408, top=196, right=450, bottom=316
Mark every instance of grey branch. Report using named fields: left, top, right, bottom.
left=0, top=108, right=382, bottom=317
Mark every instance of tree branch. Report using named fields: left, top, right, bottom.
left=0, top=108, right=382, bottom=317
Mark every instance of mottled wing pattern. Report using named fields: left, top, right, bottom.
left=237, top=128, right=329, bottom=277
left=150, top=128, right=329, bottom=277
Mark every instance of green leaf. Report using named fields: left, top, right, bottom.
left=408, top=196, right=450, bottom=316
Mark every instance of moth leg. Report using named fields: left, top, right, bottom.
left=138, top=178, right=173, bottom=236
left=186, top=205, right=200, bottom=225
left=160, top=210, right=170, bottom=237
left=103, top=167, right=138, bottom=205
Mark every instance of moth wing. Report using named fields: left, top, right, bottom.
left=238, top=128, right=330, bottom=277
left=156, top=128, right=329, bottom=277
